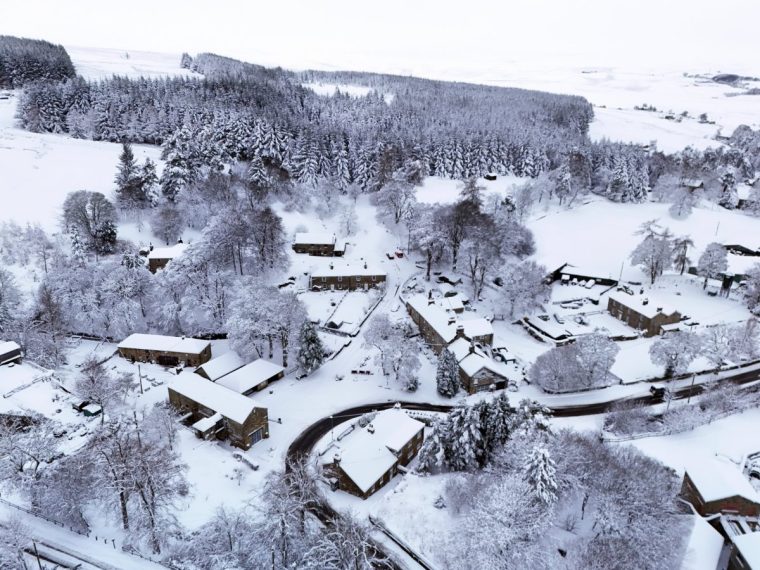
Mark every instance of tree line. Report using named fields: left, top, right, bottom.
left=0, top=35, right=75, bottom=89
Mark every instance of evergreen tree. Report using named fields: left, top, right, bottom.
left=114, top=142, right=142, bottom=207
left=296, top=320, right=324, bottom=375
left=140, top=158, right=159, bottom=206
left=523, top=446, right=558, bottom=505
left=446, top=406, right=485, bottom=471
left=93, top=220, right=117, bottom=256
left=69, top=228, right=87, bottom=266
left=435, top=348, right=460, bottom=397
left=417, top=418, right=448, bottom=473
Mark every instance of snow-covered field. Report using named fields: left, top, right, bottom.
left=477, top=64, right=760, bottom=152
left=0, top=93, right=163, bottom=233
left=65, top=46, right=199, bottom=81
left=416, top=174, right=527, bottom=205
left=626, top=407, right=760, bottom=475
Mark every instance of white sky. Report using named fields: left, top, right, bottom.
left=3, top=0, right=760, bottom=78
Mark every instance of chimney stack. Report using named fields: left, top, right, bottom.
left=469, top=340, right=476, bottom=354
left=456, top=325, right=465, bottom=339
left=333, top=452, right=341, bottom=464
left=428, top=291, right=434, bottom=305
left=642, top=298, right=649, bottom=306
left=367, top=423, right=375, bottom=434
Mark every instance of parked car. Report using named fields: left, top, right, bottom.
left=538, top=314, right=550, bottom=321
left=553, top=313, right=565, bottom=324
left=386, top=252, right=395, bottom=260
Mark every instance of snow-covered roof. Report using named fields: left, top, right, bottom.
left=294, top=232, right=335, bottom=246
left=686, top=459, right=760, bottom=504
left=310, top=261, right=386, bottom=278
left=680, top=516, right=724, bottom=570
left=733, top=533, right=760, bottom=569
left=195, top=351, right=245, bottom=381
left=0, top=341, right=21, bottom=356
left=407, top=295, right=493, bottom=344
left=727, top=253, right=760, bottom=277
left=118, top=333, right=210, bottom=355
left=147, top=242, right=188, bottom=260
left=170, top=372, right=259, bottom=425
left=560, top=263, right=618, bottom=281
left=607, top=292, right=679, bottom=319
left=448, top=338, right=519, bottom=380
left=192, top=412, right=223, bottom=433
left=216, top=359, right=284, bottom=394
left=335, top=408, right=424, bottom=494
left=439, top=294, right=464, bottom=312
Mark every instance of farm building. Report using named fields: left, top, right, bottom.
left=448, top=337, right=522, bottom=394
left=195, top=351, right=246, bottom=381
left=292, top=232, right=344, bottom=256
left=325, top=407, right=425, bottom=499
left=607, top=292, right=681, bottom=337
left=550, top=262, right=619, bottom=287
left=118, top=334, right=212, bottom=367
left=0, top=341, right=22, bottom=365
left=168, top=372, right=269, bottom=450
left=308, top=262, right=387, bottom=291
left=215, top=359, right=285, bottom=396
left=147, top=242, right=188, bottom=273
left=680, top=460, right=760, bottom=517
left=406, top=294, right=494, bottom=353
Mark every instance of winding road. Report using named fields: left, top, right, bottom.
left=285, top=364, right=760, bottom=569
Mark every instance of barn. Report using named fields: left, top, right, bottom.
left=168, top=372, right=269, bottom=450
left=195, top=351, right=246, bottom=381
left=215, top=359, right=285, bottom=396
left=118, top=334, right=212, bottom=367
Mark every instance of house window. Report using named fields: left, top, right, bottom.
left=321, top=277, right=326, bottom=282
left=372, top=276, right=377, bottom=282
left=338, top=276, right=343, bottom=282
left=249, top=427, right=264, bottom=445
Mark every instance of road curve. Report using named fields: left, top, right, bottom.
left=286, top=366, right=760, bottom=569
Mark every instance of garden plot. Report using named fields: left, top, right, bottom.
left=300, top=290, right=380, bottom=333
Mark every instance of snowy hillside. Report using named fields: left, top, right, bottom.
left=0, top=92, right=163, bottom=232
left=65, top=46, right=201, bottom=80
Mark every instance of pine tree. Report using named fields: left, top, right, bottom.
left=446, top=406, right=485, bottom=471
left=417, top=418, right=448, bottom=473
left=523, top=446, right=558, bottom=505
left=140, top=158, right=159, bottom=206
left=69, top=228, right=87, bottom=266
left=482, top=393, right=513, bottom=450
left=296, top=320, right=324, bottom=375
left=436, top=348, right=460, bottom=397
left=114, top=142, right=146, bottom=207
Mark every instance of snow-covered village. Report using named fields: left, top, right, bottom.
left=2, top=2, right=760, bottom=569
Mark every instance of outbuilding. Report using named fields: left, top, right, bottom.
left=118, top=333, right=212, bottom=367
left=147, top=242, right=188, bottom=273
left=168, top=372, right=269, bottom=450
left=0, top=341, right=22, bottom=365
left=215, top=359, right=285, bottom=395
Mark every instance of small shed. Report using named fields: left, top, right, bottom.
left=147, top=242, right=188, bottom=273
left=0, top=341, right=22, bottom=365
